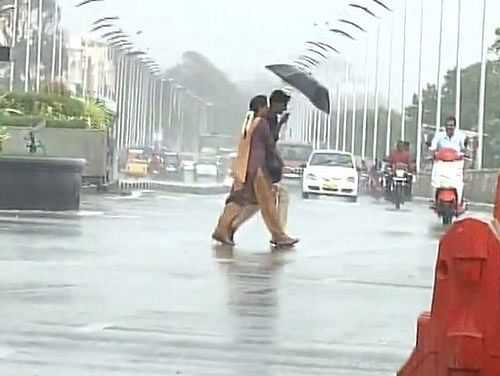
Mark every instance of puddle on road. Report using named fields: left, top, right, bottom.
left=380, top=230, right=414, bottom=237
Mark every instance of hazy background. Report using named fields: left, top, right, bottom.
left=61, top=0, right=499, bottom=105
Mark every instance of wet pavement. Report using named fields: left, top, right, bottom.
left=0, top=189, right=487, bottom=375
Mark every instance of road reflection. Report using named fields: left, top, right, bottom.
left=213, top=246, right=293, bottom=373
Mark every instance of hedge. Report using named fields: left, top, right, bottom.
left=0, top=115, right=87, bottom=129
left=0, top=91, right=86, bottom=117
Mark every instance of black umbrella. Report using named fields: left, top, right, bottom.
left=265, top=64, right=330, bottom=113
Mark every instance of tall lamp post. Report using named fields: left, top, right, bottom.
left=24, top=0, right=32, bottom=92
left=35, top=0, right=43, bottom=92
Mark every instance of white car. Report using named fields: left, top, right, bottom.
left=302, top=150, right=359, bottom=201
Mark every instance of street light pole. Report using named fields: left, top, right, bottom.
left=50, top=0, right=57, bottom=82
left=9, top=0, right=18, bottom=91
left=158, top=78, right=165, bottom=144
left=24, top=0, right=32, bottom=92
left=436, top=0, right=444, bottom=132
left=335, top=83, right=341, bottom=150
left=351, top=71, right=356, bottom=154
left=455, top=0, right=462, bottom=128
left=372, top=23, right=381, bottom=161
left=385, top=13, right=394, bottom=156
left=342, top=62, right=349, bottom=151
left=82, top=37, right=88, bottom=97
left=361, top=38, right=369, bottom=159
left=476, top=0, right=488, bottom=169
left=416, top=0, right=425, bottom=173
left=400, top=0, right=407, bottom=140
left=57, top=20, right=63, bottom=84
left=326, top=101, right=331, bottom=148
left=35, top=0, right=43, bottom=92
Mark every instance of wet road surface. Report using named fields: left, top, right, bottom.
left=0, top=189, right=486, bottom=375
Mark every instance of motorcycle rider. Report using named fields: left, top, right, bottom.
left=428, top=116, right=468, bottom=209
left=386, top=140, right=412, bottom=167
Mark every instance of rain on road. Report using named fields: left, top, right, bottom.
left=0, top=188, right=478, bottom=375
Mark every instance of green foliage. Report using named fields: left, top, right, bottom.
left=406, top=61, right=500, bottom=168
left=0, top=91, right=85, bottom=118
left=83, top=99, right=114, bottom=130
left=0, top=91, right=112, bottom=130
left=0, top=114, right=87, bottom=129
left=404, top=22, right=500, bottom=168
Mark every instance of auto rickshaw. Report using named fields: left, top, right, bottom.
left=123, top=148, right=149, bottom=178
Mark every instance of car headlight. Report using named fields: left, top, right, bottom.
left=347, top=176, right=356, bottom=183
left=307, top=173, right=317, bottom=180
left=395, top=169, right=406, bottom=178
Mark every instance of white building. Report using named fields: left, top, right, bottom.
left=66, top=34, right=116, bottom=102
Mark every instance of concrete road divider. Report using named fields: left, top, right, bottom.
left=398, top=173, right=500, bottom=376
left=118, top=179, right=230, bottom=195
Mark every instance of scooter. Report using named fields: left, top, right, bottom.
left=431, top=148, right=466, bottom=225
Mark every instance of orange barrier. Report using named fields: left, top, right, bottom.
left=398, top=174, right=500, bottom=376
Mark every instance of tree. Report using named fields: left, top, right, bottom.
left=164, top=51, right=247, bottom=151
left=404, top=25, right=500, bottom=168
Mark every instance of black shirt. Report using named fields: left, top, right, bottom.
left=268, top=113, right=280, bottom=142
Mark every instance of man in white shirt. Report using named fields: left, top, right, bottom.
left=429, top=116, right=468, bottom=209
left=429, top=116, right=467, bottom=154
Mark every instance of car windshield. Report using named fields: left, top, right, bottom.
left=310, top=153, right=354, bottom=168
left=277, top=144, right=313, bottom=161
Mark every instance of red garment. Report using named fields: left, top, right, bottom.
left=388, top=150, right=411, bottom=166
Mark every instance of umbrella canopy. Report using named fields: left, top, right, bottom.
left=265, top=64, right=330, bottom=113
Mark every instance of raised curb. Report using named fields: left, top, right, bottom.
left=117, top=180, right=230, bottom=195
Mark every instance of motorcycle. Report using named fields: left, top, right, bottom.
left=384, top=163, right=410, bottom=210
left=431, top=148, right=466, bottom=225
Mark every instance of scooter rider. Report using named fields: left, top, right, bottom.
left=428, top=116, right=468, bottom=208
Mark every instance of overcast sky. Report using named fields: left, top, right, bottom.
left=61, top=0, right=500, bottom=106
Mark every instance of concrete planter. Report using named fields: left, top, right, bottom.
left=2, top=127, right=108, bottom=184
left=0, top=156, right=85, bottom=211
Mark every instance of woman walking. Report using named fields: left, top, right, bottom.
left=211, top=95, right=298, bottom=247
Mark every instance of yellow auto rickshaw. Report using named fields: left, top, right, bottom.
left=123, top=148, right=149, bottom=178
